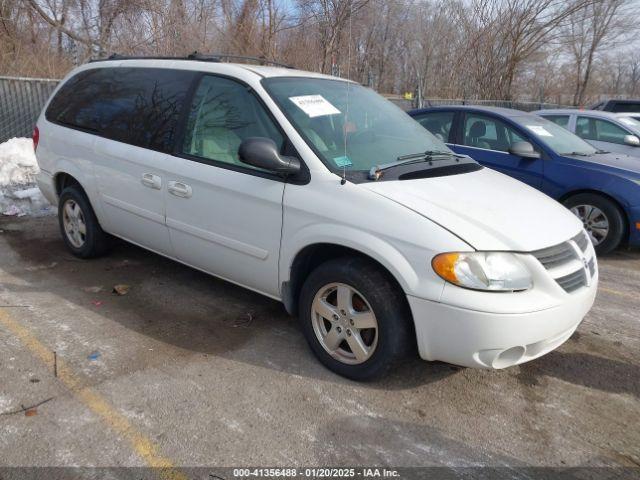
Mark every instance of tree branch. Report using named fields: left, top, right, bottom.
left=22, top=0, right=95, bottom=46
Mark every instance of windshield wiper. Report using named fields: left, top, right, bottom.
left=396, top=150, right=461, bottom=162
left=595, top=149, right=610, bottom=154
left=369, top=150, right=460, bottom=180
left=561, top=151, right=592, bottom=157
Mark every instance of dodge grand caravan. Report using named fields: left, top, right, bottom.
left=34, top=56, right=598, bottom=380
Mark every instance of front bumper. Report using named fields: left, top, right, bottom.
left=407, top=275, right=598, bottom=369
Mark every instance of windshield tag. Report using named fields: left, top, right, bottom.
left=289, top=95, right=341, bottom=118
left=333, top=155, right=352, bottom=167
left=526, top=125, right=553, bottom=137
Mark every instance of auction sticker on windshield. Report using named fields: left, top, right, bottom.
left=526, top=125, right=553, bottom=137
left=290, top=95, right=341, bottom=118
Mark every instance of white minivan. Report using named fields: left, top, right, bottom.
left=34, top=56, right=598, bottom=380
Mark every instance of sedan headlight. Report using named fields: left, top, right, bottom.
left=432, top=252, right=532, bottom=292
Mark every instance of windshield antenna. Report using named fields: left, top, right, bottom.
left=341, top=1, right=353, bottom=186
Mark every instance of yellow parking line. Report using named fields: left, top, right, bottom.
left=0, top=309, right=187, bottom=480
left=599, top=287, right=638, bottom=300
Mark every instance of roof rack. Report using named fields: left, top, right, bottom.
left=89, top=52, right=293, bottom=69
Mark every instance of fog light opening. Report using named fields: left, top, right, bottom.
left=492, top=346, right=526, bottom=369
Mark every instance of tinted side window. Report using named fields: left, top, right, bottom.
left=611, top=102, right=640, bottom=113
left=414, top=111, right=455, bottom=142
left=462, top=114, right=525, bottom=152
left=543, top=115, right=570, bottom=129
left=576, top=117, right=629, bottom=144
left=46, top=69, right=104, bottom=131
left=182, top=75, right=284, bottom=170
left=575, top=117, right=593, bottom=139
left=46, top=67, right=195, bottom=152
left=594, top=119, right=629, bottom=144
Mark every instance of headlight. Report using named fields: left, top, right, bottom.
left=432, top=252, right=532, bottom=292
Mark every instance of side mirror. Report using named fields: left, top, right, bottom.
left=624, top=134, right=640, bottom=147
left=509, top=141, right=541, bottom=159
left=238, top=137, right=301, bottom=175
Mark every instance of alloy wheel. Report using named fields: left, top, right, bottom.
left=570, top=204, right=609, bottom=246
left=62, top=199, right=87, bottom=248
left=311, top=283, right=378, bottom=365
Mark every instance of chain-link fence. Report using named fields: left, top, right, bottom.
left=0, top=76, right=60, bottom=144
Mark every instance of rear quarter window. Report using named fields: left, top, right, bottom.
left=413, top=111, right=455, bottom=142
left=45, top=67, right=196, bottom=152
left=542, top=114, right=570, bottom=129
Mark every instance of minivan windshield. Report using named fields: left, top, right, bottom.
left=262, top=77, right=452, bottom=173
left=515, top=116, right=597, bottom=156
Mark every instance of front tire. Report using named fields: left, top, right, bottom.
left=563, top=193, right=625, bottom=255
left=298, top=257, right=413, bottom=380
left=58, top=185, right=111, bottom=258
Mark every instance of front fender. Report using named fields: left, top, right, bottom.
left=545, top=158, right=640, bottom=209
left=279, top=223, right=447, bottom=301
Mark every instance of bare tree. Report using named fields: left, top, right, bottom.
left=628, top=53, right=640, bottom=96
left=3, top=0, right=640, bottom=105
left=296, top=0, right=370, bottom=74
left=23, top=0, right=94, bottom=47
left=564, top=0, right=635, bottom=106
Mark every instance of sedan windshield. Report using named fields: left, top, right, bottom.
left=617, top=115, right=640, bottom=133
left=515, top=116, right=597, bottom=156
left=262, top=77, right=451, bottom=172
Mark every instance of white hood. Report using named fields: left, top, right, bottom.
left=361, top=168, right=582, bottom=251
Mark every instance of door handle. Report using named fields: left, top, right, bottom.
left=168, top=181, right=192, bottom=198
left=141, top=173, right=162, bottom=190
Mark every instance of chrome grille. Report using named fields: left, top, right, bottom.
left=573, top=231, right=589, bottom=252
left=532, top=231, right=596, bottom=293
left=534, top=242, right=575, bottom=269
left=556, top=269, right=587, bottom=293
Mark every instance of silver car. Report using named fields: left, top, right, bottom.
left=534, top=109, right=640, bottom=157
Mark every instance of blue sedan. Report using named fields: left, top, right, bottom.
left=409, top=106, right=640, bottom=254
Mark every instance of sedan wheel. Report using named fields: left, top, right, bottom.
left=570, top=204, right=609, bottom=246
left=311, top=282, right=378, bottom=365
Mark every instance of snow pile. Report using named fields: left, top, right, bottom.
left=0, top=138, right=53, bottom=216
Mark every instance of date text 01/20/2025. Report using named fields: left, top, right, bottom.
left=231, top=468, right=400, bottom=478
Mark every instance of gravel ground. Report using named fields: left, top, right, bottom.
left=0, top=216, right=638, bottom=479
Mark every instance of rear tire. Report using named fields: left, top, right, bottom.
left=298, top=257, right=413, bottom=381
left=563, top=193, right=625, bottom=255
left=58, top=185, right=111, bottom=258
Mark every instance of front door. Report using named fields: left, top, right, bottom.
left=164, top=75, right=288, bottom=297
left=453, top=112, right=544, bottom=189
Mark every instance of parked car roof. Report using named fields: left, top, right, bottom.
left=535, top=108, right=616, bottom=119
left=535, top=109, right=640, bottom=134
left=590, top=98, right=640, bottom=107
left=589, top=99, right=640, bottom=112
left=410, top=104, right=546, bottom=120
